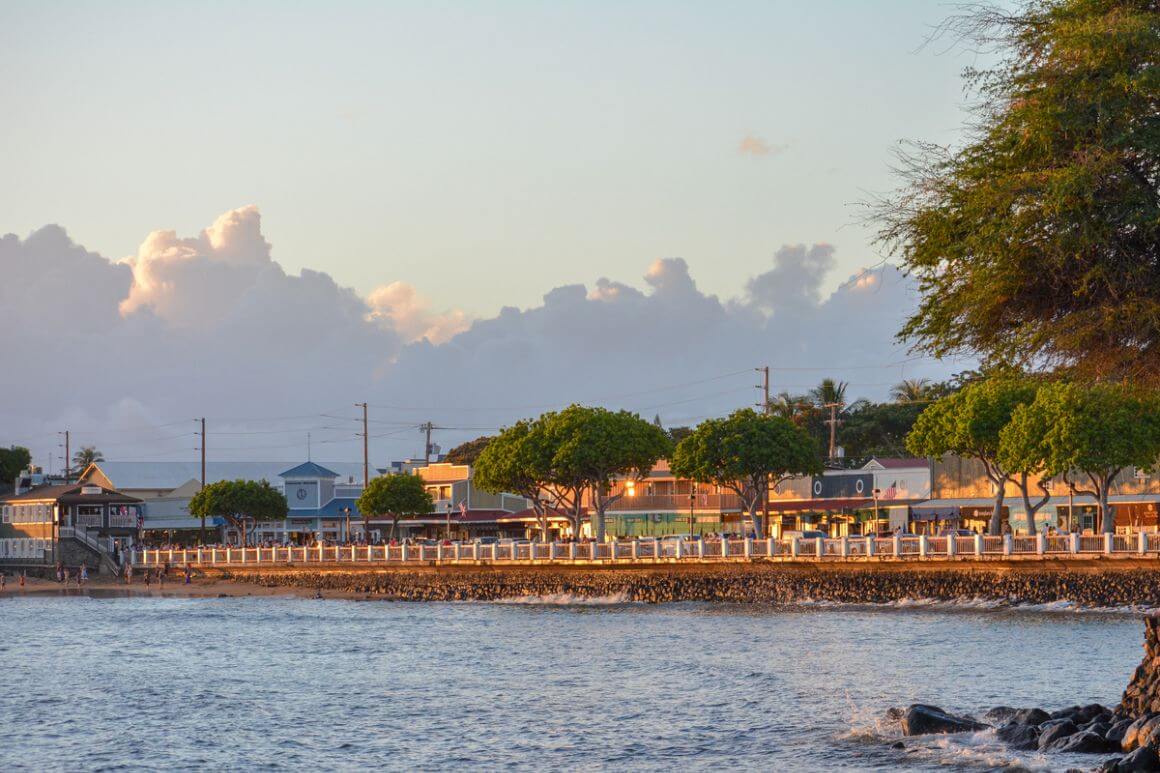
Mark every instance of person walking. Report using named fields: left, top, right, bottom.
left=184, top=564, right=191, bottom=585
left=1, top=572, right=6, bottom=591
left=79, top=563, right=88, bottom=586
left=19, top=571, right=26, bottom=589
left=124, top=563, right=133, bottom=585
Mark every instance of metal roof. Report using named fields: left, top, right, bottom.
left=279, top=461, right=341, bottom=480
left=84, top=461, right=367, bottom=490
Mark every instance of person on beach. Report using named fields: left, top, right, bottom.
left=184, top=564, right=191, bottom=585
left=19, top=572, right=25, bottom=589
left=145, top=568, right=151, bottom=587
left=124, top=563, right=133, bottom=585
left=79, top=563, right=88, bottom=586
left=1, top=572, right=6, bottom=591
left=63, top=567, right=71, bottom=586
left=56, top=564, right=63, bottom=583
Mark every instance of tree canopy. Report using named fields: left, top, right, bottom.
left=877, top=0, right=1160, bottom=381
left=671, top=408, right=820, bottom=536
left=541, top=405, right=671, bottom=541
left=0, top=446, right=31, bottom=487
left=1000, top=382, right=1160, bottom=532
left=188, top=479, right=288, bottom=543
left=907, top=377, right=1041, bottom=533
left=444, top=436, right=492, bottom=466
left=72, top=446, right=104, bottom=472
left=356, top=473, right=434, bottom=538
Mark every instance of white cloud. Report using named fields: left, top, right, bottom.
left=0, top=209, right=964, bottom=464
left=738, top=133, right=786, bottom=157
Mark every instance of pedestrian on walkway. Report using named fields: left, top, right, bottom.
left=79, top=563, right=88, bottom=586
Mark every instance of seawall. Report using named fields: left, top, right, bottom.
left=212, top=560, right=1160, bottom=605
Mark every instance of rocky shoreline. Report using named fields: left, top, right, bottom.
left=212, top=563, right=1160, bottom=606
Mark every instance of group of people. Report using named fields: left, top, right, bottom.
left=54, top=562, right=88, bottom=586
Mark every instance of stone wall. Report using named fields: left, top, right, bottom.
left=215, top=563, right=1160, bottom=605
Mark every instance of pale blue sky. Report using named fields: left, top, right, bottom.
left=1, top=0, right=982, bottom=315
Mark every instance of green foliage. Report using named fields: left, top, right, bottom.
left=0, top=446, right=31, bottom=486
left=839, top=401, right=930, bottom=460
left=356, top=473, right=434, bottom=522
left=878, top=0, right=1160, bottom=379
left=71, top=446, right=104, bottom=472
left=542, top=405, right=671, bottom=495
left=666, top=426, right=693, bottom=445
left=188, top=479, right=288, bottom=529
left=444, top=436, right=492, bottom=466
left=473, top=420, right=552, bottom=502
left=907, top=378, right=1039, bottom=465
left=671, top=409, right=821, bottom=524
left=999, top=382, right=1160, bottom=530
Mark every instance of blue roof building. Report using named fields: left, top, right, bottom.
left=279, top=462, right=365, bottom=541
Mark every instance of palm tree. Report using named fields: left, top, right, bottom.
left=72, top=446, right=104, bottom=472
left=770, top=392, right=813, bottom=422
left=891, top=378, right=931, bottom=403
left=809, top=378, right=848, bottom=408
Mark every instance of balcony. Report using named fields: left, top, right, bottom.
left=604, top=493, right=743, bottom=512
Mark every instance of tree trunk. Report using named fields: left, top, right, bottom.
left=749, top=502, right=763, bottom=539
left=989, top=486, right=1007, bottom=536
left=1101, top=488, right=1116, bottom=534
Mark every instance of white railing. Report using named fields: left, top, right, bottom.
left=130, top=531, right=1160, bottom=568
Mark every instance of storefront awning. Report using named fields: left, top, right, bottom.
left=910, top=505, right=960, bottom=521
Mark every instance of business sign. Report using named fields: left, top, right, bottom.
left=810, top=474, right=873, bottom=499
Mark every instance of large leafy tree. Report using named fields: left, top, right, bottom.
left=999, top=383, right=1160, bottom=533
left=0, top=446, right=31, bottom=488
left=356, top=473, right=434, bottom=540
left=907, top=378, right=1041, bottom=534
left=444, top=436, right=492, bottom=466
left=839, top=401, right=931, bottom=461
left=473, top=419, right=560, bottom=540
left=671, top=409, right=820, bottom=537
left=878, top=0, right=1160, bottom=380
left=542, top=405, right=671, bottom=542
left=188, top=479, right=288, bottom=545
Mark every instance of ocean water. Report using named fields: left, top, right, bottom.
left=0, top=594, right=1145, bottom=771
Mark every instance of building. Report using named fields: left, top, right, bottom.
left=253, top=462, right=365, bottom=543
left=396, top=462, right=533, bottom=540
left=0, top=481, right=143, bottom=570
left=79, top=460, right=367, bottom=540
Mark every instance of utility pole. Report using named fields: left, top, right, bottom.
left=823, top=402, right=843, bottom=459
left=355, top=403, right=369, bottom=487
left=59, top=430, right=70, bottom=483
left=419, top=421, right=435, bottom=463
left=197, top=418, right=206, bottom=545
left=755, top=366, right=771, bottom=414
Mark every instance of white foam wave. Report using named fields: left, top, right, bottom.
left=796, top=596, right=1154, bottom=615
left=490, top=592, right=636, bottom=606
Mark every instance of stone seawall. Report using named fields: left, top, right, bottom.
left=214, top=561, right=1160, bottom=605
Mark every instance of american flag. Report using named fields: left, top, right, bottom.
left=459, top=502, right=468, bottom=517
left=882, top=483, right=898, bottom=500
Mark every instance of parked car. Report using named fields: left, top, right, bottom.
left=938, top=529, right=976, bottom=538
left=475, top=536, right=500, bottom=545
left=784, top=530, right=828, bottom=541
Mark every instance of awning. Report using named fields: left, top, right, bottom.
left=910, top=505, right=960, bottom=521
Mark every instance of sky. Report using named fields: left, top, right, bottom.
left=0, top=1, right=985, bottom=469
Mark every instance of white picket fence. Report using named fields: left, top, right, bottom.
left=133, top=532, right=1160, bottom=568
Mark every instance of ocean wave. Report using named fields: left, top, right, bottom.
left=489, top=592, right=636, bottom=606
left=795, top=596, right=1154, bottom=615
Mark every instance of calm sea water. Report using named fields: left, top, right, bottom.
left=0, top=593, right=1145, bottom=771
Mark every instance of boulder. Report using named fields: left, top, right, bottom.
left=1109, top=718, right=1138, bottom=746
left=1124, top=715, right=1158, bottom=752
left=1050, top=730, right=1118, bottom=754
left=1052, top=705, right=1083, bottom=721
left=1013, top=708, right=1051, bottom=726
left=1108, top=746, right=1160, bottom=772
left=983, top=706, right=1020, bottom=724
left=996, top=721, right=1040, bottom=750
left=1038, top=720, right=1080, bottom=751
left=902, top=704, right=989, bottom=736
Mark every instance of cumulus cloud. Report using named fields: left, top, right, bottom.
left=366, top=281, right=471, bottom=344
left=0, top=208, right=962, bottom=465
left=738, top=133, right=785, bottom=157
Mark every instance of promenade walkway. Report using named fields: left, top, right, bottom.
left=133, top=533, right=1159, bottom=568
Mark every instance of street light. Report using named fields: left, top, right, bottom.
left=689, top=485, right=696, bottom=537
left=342, top=507, right=351, bottom=543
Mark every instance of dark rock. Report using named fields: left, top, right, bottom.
left=902, top=704, right=989, bottom=736
left=884, top=707, right=906, bottom=723
left=1013, top=708, right=1051, bottom=726
left=1052, top=706, right=1084, bottom=721
left=983, top=706, right=1019, bottom=723
left=1089, top=721, right=1112, bottom=738
left=1038, top=719, right=1079, bottom=751
left=1103, top=758, right=1125, bottom=772
left=1112, top=746, right=1160, bottom=772
left=996, top=721, right=1040, bottom=750
left=890, top=741, right=904, bottom=749
left=1051, top=730, right=1118, bottom=754
left=1109, top=718, right=1137, bottom=745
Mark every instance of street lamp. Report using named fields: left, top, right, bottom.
left=342, top=507, right=351, bottom=543
left=689, top=485, right=696, bottom=537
